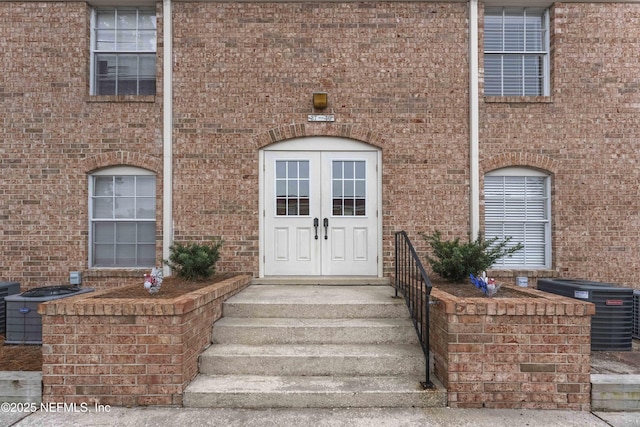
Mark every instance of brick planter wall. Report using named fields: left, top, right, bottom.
left=39, top=275, right=251, bottom=406
left=429, top=285, right=595, bottom=410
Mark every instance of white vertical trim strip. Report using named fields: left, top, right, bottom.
left=162, top=0, right=173, bottom=276
left=469, top=0, right=480, bottom=240
left=258, top=150, right=265, bottom=278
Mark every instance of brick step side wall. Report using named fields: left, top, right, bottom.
left=429, top=285, right=595, bottom=410
left=39, top=275, right=251, bottom=406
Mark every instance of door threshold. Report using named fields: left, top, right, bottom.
left=252, top=276, right=390, bottom=286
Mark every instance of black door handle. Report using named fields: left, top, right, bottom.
left=323, top=218, right=329, bottom=240
left=313, top=218, right=319, bottom=240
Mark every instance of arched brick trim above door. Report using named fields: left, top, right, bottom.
left=82, top=151, right=162, bottom=174
left=482, top=152, right=558, bottom=176
left=254, top=123, right=386, bottom=150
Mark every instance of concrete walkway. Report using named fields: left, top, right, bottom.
left=3, top=406, right=640, bottom=427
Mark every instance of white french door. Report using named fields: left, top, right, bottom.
left=262, top=146, right=379, bottom=276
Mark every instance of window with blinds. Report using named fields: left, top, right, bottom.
left=91, top=7, right=157, bottom=96
left=89, top=167, right=157, bottom=267
left=484, top=170, right=550, bottom=268
left=484, top=7, right=549, bottom=96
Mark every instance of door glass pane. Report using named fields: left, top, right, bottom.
left=332, top=160, right=366, bottom=216
left=333, top=199, right=342, bottom=216
left=333, top=180, right=342, bottom=197
left=333, top=161, right=342, bottom=179
left=288, top=162, right=298, bottom=178
left=344, top=181, right=354, bottom=197
left=299, top=161, right=309, bottom=179
left=299, top=198, right=309, bottom=216
left=344, top=199, right=354, bottom=216
left=275, top=160, right=309, bottom=216
left=287, top=199, right=298, bottom=216
left=344, top=161, right=354, bottom=178
left=288, top=181, right=297, bottom=197
left=299, top=180, right=309, bottom=197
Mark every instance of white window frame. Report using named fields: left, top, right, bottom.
left=89, top=166, right=156, bottom=268
left=484, top=167, right=551, bottom=269
left=484, top=7, right=550, bottom=97
left=90, top=7, right=157, bottom=96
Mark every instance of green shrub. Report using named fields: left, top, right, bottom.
left=164, top=239, right=223, bottom=281
left=421, top=231, right=523, bottom=283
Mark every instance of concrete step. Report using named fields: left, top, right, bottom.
left=591, top=374, right=640, bottom=411
left=0, top=371, right=42, bottom=404
left=198, top=344, right=426, bottom=377
left=222, top=285, right=408, bottom=319
left=250, top=277, right=390, bottom=286
left=183, top=375, right=446, bottom=409
left=212, top=317, right=419, bottom=345
left=187, top=283, right=445, bottom=409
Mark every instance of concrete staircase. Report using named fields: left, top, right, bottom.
left=183, top=283, right=446, bottom=408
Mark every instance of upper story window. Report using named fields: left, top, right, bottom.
left=484, top=7, right=550, bottom=97
left=484, top=168, right=551, bottom=269
left=89, top=167, right=156, bottom=268
left=91, top=7, right=157, bottom=96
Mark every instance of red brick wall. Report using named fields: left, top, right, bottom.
left=170, top=2, right=471, bottom=275
left=0, top=2, right=165, bottom=290
left=39, top=275, right=250, bottom=406
left=429, top=286, right=595, bottom=410
left=1, top=1, right=640, bottom=289
left=480, top=3, right=640, bottom=286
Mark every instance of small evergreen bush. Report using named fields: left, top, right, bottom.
left=421, top=231, right=523, bottom=283
left=164, top=239, right=223, bottom=281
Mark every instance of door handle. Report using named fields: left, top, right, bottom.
left=323, top=218, right=329, bottom=240
left=313, top=218, right=319, bottom=240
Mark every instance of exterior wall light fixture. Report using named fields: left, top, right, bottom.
left=313, top=92, right=328, bottom=109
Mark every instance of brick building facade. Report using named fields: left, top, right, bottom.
left=1, top=1, right=639, bottom=290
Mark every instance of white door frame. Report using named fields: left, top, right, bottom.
left=259, top=137, right=383, bottom=278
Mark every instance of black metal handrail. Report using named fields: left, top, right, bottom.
left=394, top=231, right=434, bottom=389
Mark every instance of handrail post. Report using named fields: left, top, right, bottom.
left=394, top=231, right=434, bottom=390
left=394, top=232, right=399, bottom=298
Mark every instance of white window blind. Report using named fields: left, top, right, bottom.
left=484, top=7, right=549, bottom=96
left=485, top=172, right=550, bottom=268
